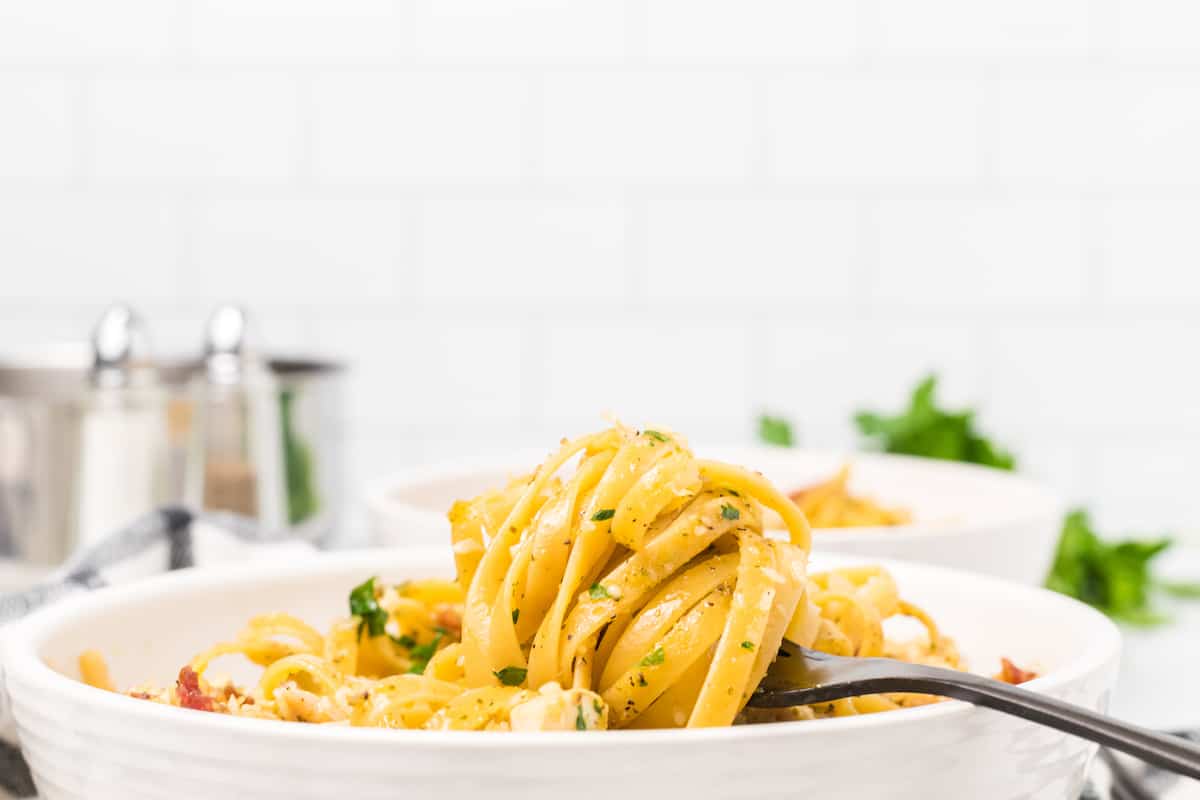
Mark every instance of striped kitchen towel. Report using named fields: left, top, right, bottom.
left=1085, top=738, right=1200, bottom=799
left=0, top=508, right=313, bottom=799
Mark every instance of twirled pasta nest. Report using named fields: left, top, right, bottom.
left=84, top=424, right=962, bottom=731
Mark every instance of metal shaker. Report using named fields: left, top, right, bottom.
left=184, top=306, right=287, bottom=530
left=0, top=304, right=345, bottom=574
left=75, top=306, right=169, bottom=549
left=0, top=305, right=170, bottom=567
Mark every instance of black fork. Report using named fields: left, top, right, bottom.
left=748, top=640, right=1200, bottom=781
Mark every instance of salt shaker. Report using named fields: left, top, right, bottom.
left=75, top=305, right=169, bottom=549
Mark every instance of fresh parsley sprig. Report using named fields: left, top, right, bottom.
left=854, top=375, right=1015, bottom=470
left=1044, top=509, right=1195, bottom=626
left=757, top=415, right=795, bottom=447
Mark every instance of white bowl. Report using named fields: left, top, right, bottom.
left=4, top=549, right=1118, bottom=800
left=367, top=447, right=1064, bottom=584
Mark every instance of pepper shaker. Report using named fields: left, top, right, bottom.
left=185, top=306, right=287, bottom=530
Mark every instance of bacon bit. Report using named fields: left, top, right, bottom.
left=176, top=666, right=215, bottom=712
left=434, top=604, right=463, bottom=637
left=998, top=658, right=1037, bottom=685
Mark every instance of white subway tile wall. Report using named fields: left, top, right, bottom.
left=89, top=76, right=303, bottom=180
left=0, top=76, right=77, bottom=178
left=0, top=0, right=1197, bottom=537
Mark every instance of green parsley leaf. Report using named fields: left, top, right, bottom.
left=637, top=674, right=648, bottom=687
left=644, top=430, right=670, bottom=443
left=390, top=634, right=416, bottom=649
left=593, top=699, right=603, bottom=715
left=575, top=704, right=587, bottom=731
left=511, top=609, right=520, bottom=624
left=349, top=576, right=389, bottom=638
left=592, top=508, right=616, bottom=522
left=589, top=583, right=610, bottom=600
left=1044, top=509, right=1177, bottom=626
left=721, top=503, right=740, bottom=521
left=406, top=630, right=445, bottom=675
left=757, top=414, right=795, bottom=447
left=740, top=641, right=755, bottom=650
left=1161, top=581, right=1200, bottom=599
left=639, top=647, right=665, bottom=667
left=854, top=375, right=1015, bottom=470
left=493, top=666, right=527, bottom=686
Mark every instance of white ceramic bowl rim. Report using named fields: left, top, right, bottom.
left=366, top=448, right=1063, bottom=542
left=4, top=548, right=1118, bottom=749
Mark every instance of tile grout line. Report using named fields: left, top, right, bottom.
left=1080, top=188, right=1109, bottom=306
left=749, top=73, right=771, bottom=184
left=519, top=315, right=547, bottom=436
left=70, top=72, right=92, bottom=186
left=170, top=0, right=193, bottom=68
left=521, top=70, right=545, bottom=186
left=623, top=187, right=648, bottom=301
left=294, top=70, right=317, bottom=186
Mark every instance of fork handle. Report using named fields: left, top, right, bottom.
left=811, top=667, right=1200, bottom=781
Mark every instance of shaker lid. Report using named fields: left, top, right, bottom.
left=90, top=304, right=154, bottom=389
left=202, top=304, right=266, bottom=385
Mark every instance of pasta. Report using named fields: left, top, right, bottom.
left=85, top=424, right=1017, bottom=731
left=788, top=465, right=911, bottom=529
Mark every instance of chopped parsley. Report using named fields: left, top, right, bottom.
left=637, top=674, right=648, bottom=687
left=589, top=583, right=610, bottom=600
left=740, top=640, right=755, bottom=650
left=575, top=704, right=587, bottom=731
left=593, top=699, right=603, bottom=715
left=493, top=666, right=527, bottom=686
left=349, top=576, right=388, bottom=638
left=511, top=609, right=520, bottom=624
left=639, top=647, right=665, bottom=667
left=721, top=503, right=740, bottom=521
left=406, top=628, right=446, bottom=675
left=644, top=430, right=670, bottom=443
left=592, top=508, right=616, bottom=522
left=391, top=633, right=416, bottom=649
